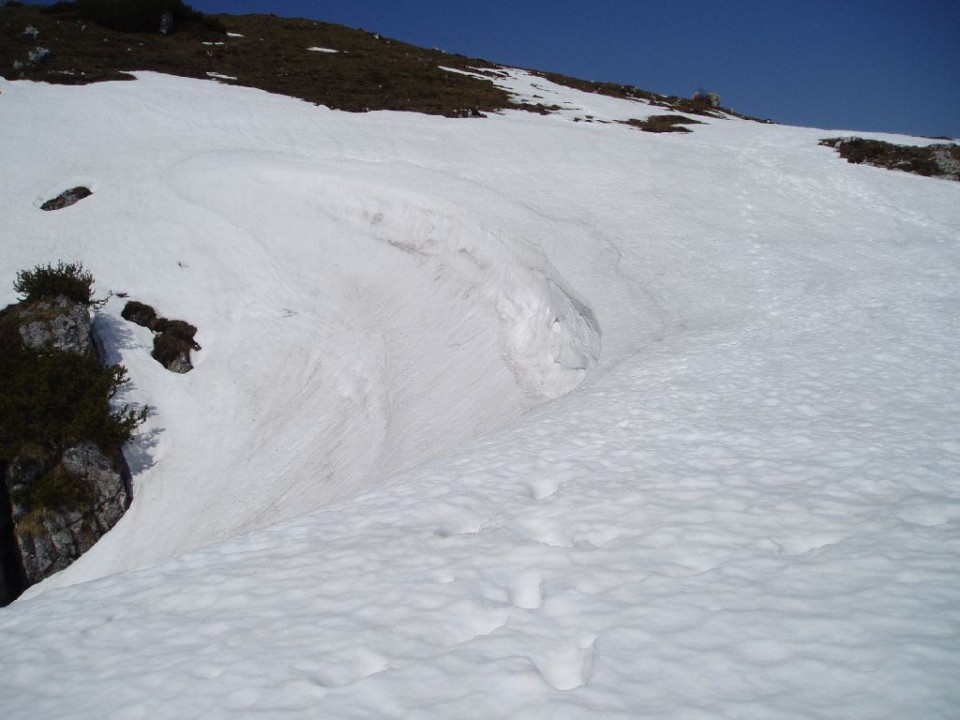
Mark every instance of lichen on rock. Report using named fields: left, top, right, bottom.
left=15, top=296, right=92, bottom=354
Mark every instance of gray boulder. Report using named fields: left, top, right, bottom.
left=16, top=296, right=92, bottom=355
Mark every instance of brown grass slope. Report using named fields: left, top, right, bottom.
left=2, top=2, right=764, bottom=121
left=820, top=137, right=960, bottom=181
left=0, top=2, right=517, bottom=115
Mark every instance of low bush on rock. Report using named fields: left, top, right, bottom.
left=13, top=260, right=95, bottom=306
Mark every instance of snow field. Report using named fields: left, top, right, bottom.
left=1, top=68, right=959, bottom=718
left=1, top=73, right=600, bottom=571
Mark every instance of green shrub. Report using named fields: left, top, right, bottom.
left=0, top=349, right=147, bottom=459
left=13, top=261, right=95, bottom=306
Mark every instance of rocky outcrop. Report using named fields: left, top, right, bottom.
left=5, top=443, right=128, bottom=586
left=0, top=295, right=131, bottom=605
left=693, top=90, right=721, bottom=108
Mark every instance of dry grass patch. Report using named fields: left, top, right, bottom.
left=623, top=115, right=703, bottom=133
left=1, top=2, right=520, bottom=116
left=820, top=137, right=960, bottom=180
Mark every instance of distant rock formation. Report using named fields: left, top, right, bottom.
left=693, top=90, right=721, bottom=108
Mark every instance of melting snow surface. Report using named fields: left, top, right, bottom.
left=0, top=69, right=959, bottom=719
left=307, top=46, right=339, bottom=53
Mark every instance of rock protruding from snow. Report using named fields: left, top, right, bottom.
left=40, top=186, right=91, bottom=211
left=0, top=296, right=130, bottom=604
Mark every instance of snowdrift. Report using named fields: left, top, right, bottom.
left=1, top=73, right=600, bottom=574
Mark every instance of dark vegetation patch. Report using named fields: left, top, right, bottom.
left=152, top=317, right=199, bottom=372
left=122, top=300, right=200, bottom=372
left=40, top=185, right=92, bottom=211
left=0, top=342, right=143, bottom=458
left=820, top=137, right=960, bottom=181
left=119, top=299, right=157, bottom=328
left=532, top=70, right=659, bottom=104
left=0, top=2, right=520, bottom=116
left=623, top=114, right=703, bottom=134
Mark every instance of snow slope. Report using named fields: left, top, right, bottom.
left=1, top=69, right=959, bottom=718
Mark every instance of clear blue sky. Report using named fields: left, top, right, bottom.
left=69, top=1, right=960, bottom=136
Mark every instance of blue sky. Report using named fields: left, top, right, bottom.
left=60, top=1, right=960, bottom=136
